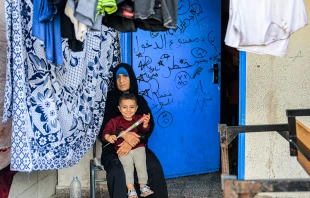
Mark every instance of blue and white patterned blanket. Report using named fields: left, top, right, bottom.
left=3, top=0, right=120, bottom=171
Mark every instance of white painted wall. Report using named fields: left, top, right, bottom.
left=245, top=1, right=310, bottom=197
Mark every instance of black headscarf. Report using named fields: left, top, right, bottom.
left=99, top=63, right=154, bottom=145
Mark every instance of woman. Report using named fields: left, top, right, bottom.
left=100, top=63, right=168, bottom=198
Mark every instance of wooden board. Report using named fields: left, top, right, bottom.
left=296, top=120, right=310, bottom=175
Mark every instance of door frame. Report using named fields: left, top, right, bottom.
left=120, top=34, right=246, bottom=179
left=120, top=33, right=132, bottom=64
left=238, top=51, right=246, bottom=180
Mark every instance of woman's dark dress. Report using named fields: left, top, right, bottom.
left=99, top=63, right=168, bottom=198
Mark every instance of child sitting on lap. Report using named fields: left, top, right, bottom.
left=102, top=93, right=154, bottom=198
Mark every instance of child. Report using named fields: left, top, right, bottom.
left=102, top=93, right=154, bottom=198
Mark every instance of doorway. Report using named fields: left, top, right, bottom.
left=220, top=0, right=240, bottom=176
left=120, top=0, right=240, bottom=178
left=131, top=0, right=221, bottom=178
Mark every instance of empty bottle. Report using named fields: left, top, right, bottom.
left=70, top=176, right=82, bottom=198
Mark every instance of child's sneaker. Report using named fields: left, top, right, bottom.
left=128, top=189, right=137, bottom=198
left=140, top=185, right=154, bottom=197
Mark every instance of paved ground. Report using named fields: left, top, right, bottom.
left=166, top=172, right=222, bottom=198
left=53, top=172, right=223, bottom=198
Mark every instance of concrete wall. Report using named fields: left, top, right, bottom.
left=56, top=141, right=106, bottom=193
left=57, top=149, right=93, bottom=191
left=245, top=1, right=310, bottom=197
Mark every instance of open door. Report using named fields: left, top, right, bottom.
left=131, top=0, right=221, bottom=178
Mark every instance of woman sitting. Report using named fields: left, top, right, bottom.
left=99, top=63, right=168, bottom=198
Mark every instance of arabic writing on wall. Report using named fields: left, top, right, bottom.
left=133, top=0, right=221, bottom=128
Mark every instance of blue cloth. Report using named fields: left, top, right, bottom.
left=32, top=0, right=63, bottom=65
left=116, top=67, right=129, bottom=77
left=4, top=0, right=121, bottom=171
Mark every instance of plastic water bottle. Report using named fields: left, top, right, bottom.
left=70, top=176, right=82, bottom=198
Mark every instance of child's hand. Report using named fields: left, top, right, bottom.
left=105, top=134, right=117, bottom=143
left=142, top=113, right=150, bottom=128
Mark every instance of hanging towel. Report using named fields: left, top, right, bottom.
left=32, top=0, right=63, bottom=65
left=4, top=0, right=121, bottom=171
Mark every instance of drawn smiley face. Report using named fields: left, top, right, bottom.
left=191, top=47, right=207, bottom=58
left=157, top=111, right=173, bottom=128
left=178, top=0, right=190, bottom=15
left=175, top=71, right=191, bottom=89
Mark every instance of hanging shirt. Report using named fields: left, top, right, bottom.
left=225, top=0, right=308, bottom=57
left=3, top=0, right=120, bottom=171
left=74, top=0, right=104, bottom=31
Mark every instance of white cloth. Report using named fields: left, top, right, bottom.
left=225, top=0, right=308, bottom=57
left=65, top=0, right=88, bottom=41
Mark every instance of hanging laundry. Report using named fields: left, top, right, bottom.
left=133, top=0, right=156, bottom=20
left=102, top=0, right=137, bottom=32
left=225, top=0, right=308, bottom=57
left=65, top=0, right=88, bottom=42
left=135, top=0, right=169, bottom=32
left=74, top=0, right=106, bottom=31
left=50, top=0, right=84, bottom=52
left=158, top=0, right=178, bottom=29
left=103, top=0, right=178, bottom=32
left=32, top=0, right=63, bottom=65
left=96, top=0, right=118, bottom=17
left=3, top=0, right=120, bottom=172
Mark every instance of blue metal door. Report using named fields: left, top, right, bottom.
left=131, top=0, right=221, bottom=178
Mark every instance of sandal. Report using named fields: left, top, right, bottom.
left=140, top=185, right=154, bottom=197
left=128, top=189, right=138, bottom=198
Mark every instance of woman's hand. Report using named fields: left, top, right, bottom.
left=117, top=141, right=132, bottom=156
left=121, top=131, right=140, bottom=147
